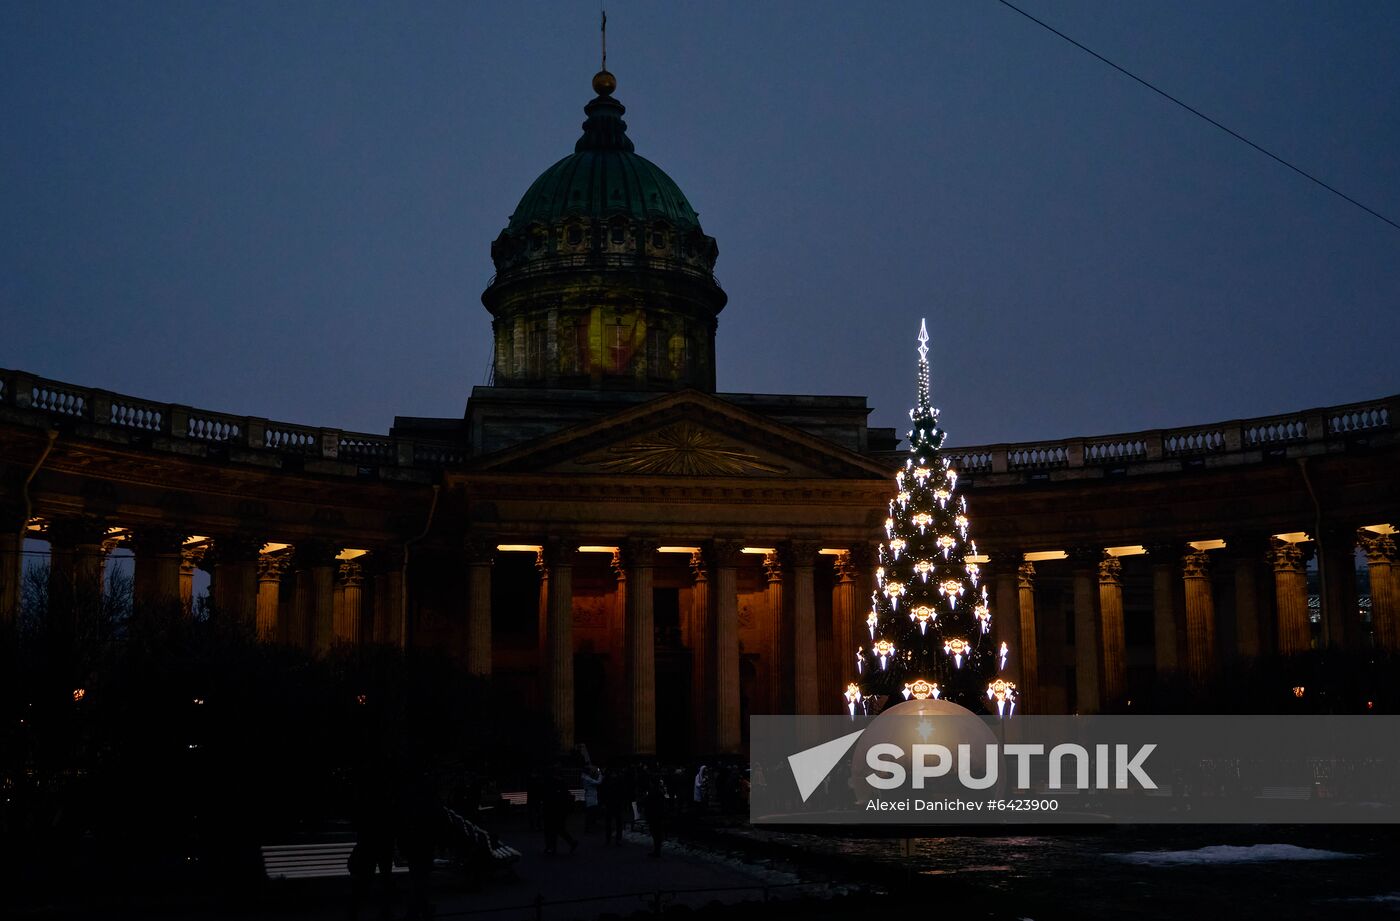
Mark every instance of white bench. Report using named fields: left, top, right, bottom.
left=262, top=841, right=404, bottom=880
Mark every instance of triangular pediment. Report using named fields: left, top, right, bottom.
left=472, top=390, right=891, bottom=480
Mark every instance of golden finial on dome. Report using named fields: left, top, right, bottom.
left=593, top=9, right=615, bottom=96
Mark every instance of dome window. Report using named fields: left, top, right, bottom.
left=650, top=224, right=667, bottom=250
left=610, top=221, right=626, bottom=245
left=566, top=225, right=583, bottom=246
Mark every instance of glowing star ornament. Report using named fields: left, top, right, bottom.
left=888, top=537, right=906, bottom=559
left=955, top=514, right=969, bottom=533
left=913, top=559, right=934, bottom=581
left=909, top=604, right=936, bottom=633
left=912, top=512, right=933, bottom=533
left=873, top=639, right=896, bottom=670
left=939, top=578, right=964, bottom=607
left=912, top=466, right=932, bottom=484
left=944, top=638, right=969, bottom=668
left=896, top=490, right=911, bottom=507
left=903, top=678, right=938, bottom=701
left=866, top=609, right=879, bottom=640
left=933, top=487, right=951, bottom=505
left=885, top=517, right=895, bottom=538
left=998, top=641, right=1010, bottom=670
left=987, top=679, right=1017, bottom=717
left=884, top=581, right=905, bottom=608
left=974, top=588, right=992, bottom=633
left=936, top=534, right=957, bottom=558
left=965, top=562, right=981, bottom=587
left=844, top=682, right=864, bottom=716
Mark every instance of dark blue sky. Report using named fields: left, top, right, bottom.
left=3, top=1, right=1397, bottom=447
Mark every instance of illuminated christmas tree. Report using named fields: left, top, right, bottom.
left=847, top=321, right=1015, bottom=717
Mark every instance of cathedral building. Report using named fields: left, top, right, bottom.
left=2, top=69, right=1397, bottom=760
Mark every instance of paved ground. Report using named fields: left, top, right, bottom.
left=250, top=813, right=816, bottom=921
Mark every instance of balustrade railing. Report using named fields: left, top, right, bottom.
left=1, top=367, right=1394, bottom=477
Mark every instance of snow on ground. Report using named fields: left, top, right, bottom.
left=1109, top=843, right=1360, bottom=866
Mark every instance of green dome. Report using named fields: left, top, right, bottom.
left=505, top=77, right=702, bottom=234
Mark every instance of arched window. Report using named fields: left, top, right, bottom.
left=566, top=224, right=583, bottom=247
left=610, top=220, right=626, bottom=246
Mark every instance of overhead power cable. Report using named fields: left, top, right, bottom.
left=992, top=0, right=1400, bottom=234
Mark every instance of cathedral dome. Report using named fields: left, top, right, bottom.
left=482, top=70, right=726, bottom=394
left=505, top=84, right=702, bottom=235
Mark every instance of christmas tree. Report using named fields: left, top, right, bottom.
left=847, top=321, right=1015, bottom=717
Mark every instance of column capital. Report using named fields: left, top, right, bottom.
left=539, top=538, right=579, bottom=569
left=1267, top=538, right=1306, bottom=574
left=338, top=558, right=365, bottom=587
left=763, top=549, right=783, bottom=582
left=1067, top=545, right=1101, bottom=570
left=1181, top=548, right=1212, bottom=579
left=464, top=535, right=497, bottom=564
left=1223, top=533, right=1272, bottom=559
left=46, top=516, right=108, bottom=549
left=1358, top=530, right=1397, bottom=565
left=365, top=545, right=405, bottom=573
left=703, top=539, right=745, bottom=569
left=689, top=549, right=708, bottom=582
left=832, top=550, right=858, bottom=583
left=258, top=553, right=292, bottom=582
left=208, top=534, right=265, bottom=565
left=294, top=539, right=339, bottom=569
left=1098, top=554, right=1122, bottom=586
left=181, top=542, right=208, bottom=575
left=129, top=526, right=187, bottom=557
left=1017, top=560, right=1036, bottom=589
left=982, top=549, right=1023, bottom=578
left=1146, top=540, right=1186, bottom=564
left=780, top=540, right=823, bottom=568
left=621, top=538, right=658, bottom=568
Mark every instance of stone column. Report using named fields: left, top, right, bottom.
left=689, top=550, right=712, bottom=753
left=336, top=559, right=365, bottom=644
left=785, top=541, right=822, bottom=715
left=832, top=551, right=860, bottom=699
left=48, top=517, right=108, bottom=643
left=1068, top=546, right=1102, bottom=713
left=464, top=538, right=494, bottom=676
left=708, top=540, right=743, bottom=754
left=1268, top=539, right=1311, bottom=655
left=988, top=551, right=1022, bottom=665
left=211, top=535, right=261, bottom=629
left=369, top=547, right=406, bottom=647
left=1359, top=531, right=1397, bottom=651
left=298, top=541, right=338, bottom=654
left=1181, top=549, right=1216, bottom=685
left=1098, top=554, right=1126, bottom=707
left=0, top=509, right=22, bottom=624
left=1147, top=542, right=1182, bottom=676
left=130, top=526, right=184, bottom=609
left=1016, top=562, right=1039, bottom=711
left=540, top=539, right=577, bottom=751
left=1319, top=527, right=1359, bottom=650
left=1228, top=535, right=1266, bottom=660
left=763, top=550, right=786, bottom=714
left=256, top=553, right=290, bottom=641
left=180, top=542, right=206, bottom=615
left=623, top=539, right=658, bottom=755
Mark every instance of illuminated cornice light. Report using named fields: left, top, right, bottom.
left=963, top=553, right=990, bottom=564
left=1361, top=524, right=1395, bottom=535
left=1272, top=532, right=1310, bottom=544
left=657, top=546, right=700, bottom=554
left=184, top=535, right=209, bottom=545
left=818, top=548, right=846, bottom=556
left=1023, top=550, right=1068, bottom=562
left=1105, top=545, right=1147, bottom=557
left=741, top=547, right=775, bottom=555
left=261, top=542, right=290, bottom=555
left=1188, top=539, right=1226, bottom=551
left=496, top=544, right=543, bottom=553
left=579, top=545, right=621, bottom=554
left=336, top=548, right=367, bottom=560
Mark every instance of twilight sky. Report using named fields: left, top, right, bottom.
left=3, top=0, right=1398, bottom=447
